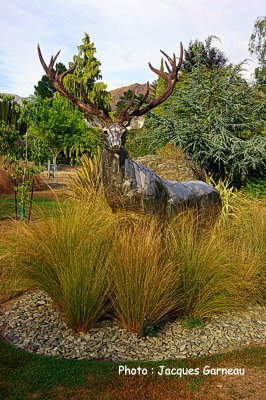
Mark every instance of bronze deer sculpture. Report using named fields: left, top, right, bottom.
left=38, top=43, right=221, bottom=217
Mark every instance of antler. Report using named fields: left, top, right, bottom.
left=37, top=44, right=112, bottom=123
left=117, top=42, right=183, bottom=123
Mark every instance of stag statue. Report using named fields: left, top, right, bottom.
left=38, top=43, right=221, bottom=217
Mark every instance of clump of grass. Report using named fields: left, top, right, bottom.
left=68, top=148, right=103, bottom=201
left=2, top=188, right=265, bottom=333
left=109, top=217, right=179, bottom=333
left=166, top=208, right=264, bottom=319
left=228, top=198, right=266, bottom=297
left=2, top=198, right=114, bottom=332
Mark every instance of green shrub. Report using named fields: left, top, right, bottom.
left=245, top=177, right=266, bottom=198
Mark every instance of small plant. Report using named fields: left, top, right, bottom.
left=139, top=323, right=161, bottom=338
left=206, top=176, right=239, bottom=220
left=2, top=199, right=114, bottom=332
left=68, top=147, right=103, bottom=200
left=182, top=316, right=204, bottom=329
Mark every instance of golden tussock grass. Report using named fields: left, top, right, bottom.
left=1, top=189, right=265, bottom=333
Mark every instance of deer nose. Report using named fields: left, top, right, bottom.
left=110, top=139, right=121, bottom=150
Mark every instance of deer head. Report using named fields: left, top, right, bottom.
left=37, top=43, right=183, bottom=152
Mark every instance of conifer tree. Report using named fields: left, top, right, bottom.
left=62, top=33, right=111, bottom=111
left=153, top=58, right=166, bottom=115
left=34, top=62, right=67, bottom=99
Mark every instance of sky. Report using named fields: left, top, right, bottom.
left=0, top=0, right=264, bottom=97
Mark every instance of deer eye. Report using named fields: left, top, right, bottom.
left=102, top=128, right=108, bottom=135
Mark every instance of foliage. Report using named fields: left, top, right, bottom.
left=68, top=148, right=103, bottom=199
left=166, top=207, right=264, bottom=318
left=152, top=58, right=167, bottom=116
left=115, top=89, right=148, bottom=116
left=249, top=16, right=266, bottom=85
left=0, top=94, right=27, bottom=135
left=145, top=59, right=266, bottom=185
left=0, top=122, right=39, bottom=218
left=61, top=33, right=111, bottom=112
left=183, top=36, right=228, bottom=72
left=109, top=217, right=179, bottom=333
left=2, top=199, right=113, bottom=332
left=34, top=62, right=67, bottom=99
left=125, top=125, right=155, bottom=158
left=206, top=176, right=239, bottom=221
left=245, top=177, right=266, bottom=198
left=139, top=323, right=161, bottom=337
left=23, top=97, right=101, bottom=164
left=182, top=316, right=204, bottom=329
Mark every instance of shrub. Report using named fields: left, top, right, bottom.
left=245, top=177, right=266, bottom=198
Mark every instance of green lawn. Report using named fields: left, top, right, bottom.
left=0, top=194, right=63, bottom=220
left=0, top=341, right=265, bottom=400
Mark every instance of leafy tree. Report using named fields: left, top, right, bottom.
left=34, top=62, right=67, bottom=99
left=249, top=16, right=266, bottom=85
left=27, top=97, right=100, bottom=165
left=183, top=36, right=228, bottom=73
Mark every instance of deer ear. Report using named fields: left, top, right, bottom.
left=84, top=115, right=106, bottom=129
left=126, top=116, right=145, bottom=130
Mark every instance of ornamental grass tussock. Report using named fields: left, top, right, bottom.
left=1, top=186, right=265, bottom=334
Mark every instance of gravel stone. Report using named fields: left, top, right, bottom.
left=1, top=291, right=265, bottom=362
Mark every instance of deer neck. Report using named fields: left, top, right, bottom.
left=102, top=146, right=130, bottom=188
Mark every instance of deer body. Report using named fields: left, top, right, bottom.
left=101, top=124, right=221, bottom=216
left=38, top=42, right=221, bottom=217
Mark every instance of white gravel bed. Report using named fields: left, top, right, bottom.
left=0, top=291, right=265, bottom=362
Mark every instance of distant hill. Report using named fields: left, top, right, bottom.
left=110, top=83, right=153, bottom=110
left=1, top=84, right=153, bottom=110
left=0, top=93, right=24, bottom=105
